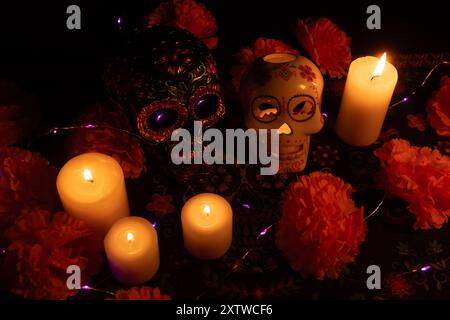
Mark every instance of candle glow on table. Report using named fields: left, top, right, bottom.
left=181, top=193, right=233, bottom=259
left=56, top=153, right=129, bottom=235
left=336, top=53, right=398, bottom=146
left=104, top=216, right=159, bottom=285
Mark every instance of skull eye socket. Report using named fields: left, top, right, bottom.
left=193, top=93, right=220, bottom=119
left=147, top=108, right=179, bottom=132
left=190, top=84, right=225, bottom=127
left=252, top=96, right=280, bottom=123
left=137, top=99, right=188, bottom=143
left=288, top=95, right=316, bottom=122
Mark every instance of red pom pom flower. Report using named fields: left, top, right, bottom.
left=374, top=139, right=450, bottom=230
left=66, top=103, right=145, bottom=179
left=3, top=209, right=102, bottom=300
left=231, top=38, right=299, bottom=91
left=276, top=172, right=366, bottom=280
left=112, top=287, right=172, bottom=300
left=294, top=18, right=351, bottom=79
left=0, top=147, right=58, bottom=230
left=427, top=76, right=450, bottom=137
left=147, top=0, right=219, bottom=50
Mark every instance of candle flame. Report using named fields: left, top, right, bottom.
left=203, top=205, right=211, bottom=216
left=83, top=169, right=94, bottom=182
left=127, top=232, right=134, bottom=242
left=372, top=52, right=387, bottom=79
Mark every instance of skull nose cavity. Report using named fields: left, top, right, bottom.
left=277, top=123, right=292, bottom=135
left=263, top=53, right=297, bottom=64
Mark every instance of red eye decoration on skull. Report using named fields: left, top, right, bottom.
left=251, top=95, right=280, bottom=123
left=137, top=98, right=188, bottom=143
left=287, top=94, right=316, bottom=122
left=189, top=84, right=225, bottom=127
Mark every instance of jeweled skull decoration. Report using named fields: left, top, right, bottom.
left=240, top=53, right=324, bottom=173
left=104, top=25, right=225, bottom=144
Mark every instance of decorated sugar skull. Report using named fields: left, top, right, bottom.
left=240, top=53, right=324, bottom=173
left=104, top=25, right=225, bottom=144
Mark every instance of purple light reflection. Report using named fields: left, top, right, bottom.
left=420, top=265, right=431, bottom=272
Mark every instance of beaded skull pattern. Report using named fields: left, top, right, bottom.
left=104, top=25, right=225, bottom=143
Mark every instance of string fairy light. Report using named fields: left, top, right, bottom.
left=389, top=61, right=449, bottom=109
left=80, top=285, right=115, bottom=297
left=27, top=123, right=160, bottom=150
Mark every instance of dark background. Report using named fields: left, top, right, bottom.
left=0, top=0, right=448, bottom=127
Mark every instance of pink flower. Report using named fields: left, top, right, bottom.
left=298, top=65, right=316, bottom=82
left=427, top=76, right=450, bottom=137
left=231, top=38, right=299, bottom=91
left=276, top=172, right=366, bottom=280
left=374, top=139, right=450, bottom=230
left=294, top=18, right=351, bottom=79
left=407, top=114, right=426, bottom=131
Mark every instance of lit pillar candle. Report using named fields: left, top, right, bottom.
left=336, top=53, right=398, bottom=146
left=104, top=216, right=159, bottom=285
left=181, top=193, right=233, bottom=259
left=56, top=153, right=129, bottom=235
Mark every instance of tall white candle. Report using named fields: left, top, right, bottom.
left=336, top=53, right=398, bottom=146
left=104, top=216, right=159, bottom=285
left=181, top=193, right=233, bottom=259
left=56, top=153, right=129, bottom=235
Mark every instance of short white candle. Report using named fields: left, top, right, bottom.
left=181, top=193, right=233, bottom=259
left=104, top=216, right=159, bottom=285
left=336, top=53, right=398, bottom=146
left=56, top=153, right=129, bottom=235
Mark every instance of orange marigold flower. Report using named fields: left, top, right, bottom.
left=294, top=18, right=351, bottom=79
left=276, top=172, right=366, bottom=280
left=0, top=147, right=58, bottom=231
left=374, top=139, right=450, bottom=230
left=3, top=209, right=102, bottom=299
left=66, top=102, right=145, bottom=179
left=407, top=114, right=426, bottom=132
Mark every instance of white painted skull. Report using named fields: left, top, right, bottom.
left=240, top=53, right=324, bottom=173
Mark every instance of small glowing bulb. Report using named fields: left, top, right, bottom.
left=203, top=205, right=211, bottom=216
left=83, top=169, right=94, bottom=183
left=127, top=232, right=134, bottom=242
left=372, top=52, right=387, bottom=80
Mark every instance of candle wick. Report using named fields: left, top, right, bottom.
left=371, top=75, right=380, bottom=81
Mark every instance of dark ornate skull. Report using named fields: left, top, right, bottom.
left=104, top=25, right=225, bottom=144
